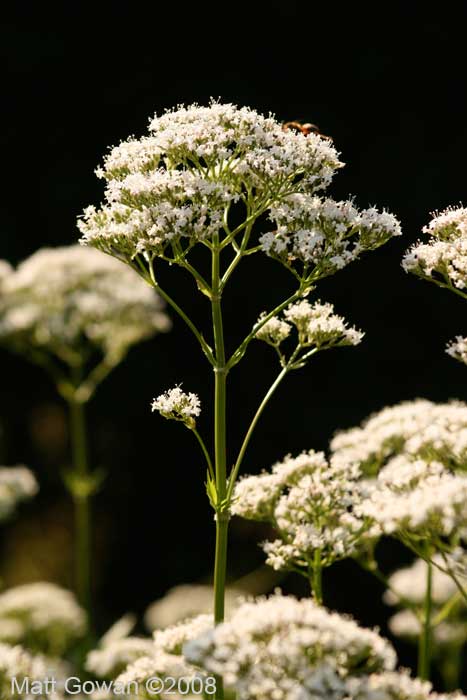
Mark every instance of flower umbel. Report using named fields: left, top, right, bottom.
left=152, top=386, right=201, bottom=429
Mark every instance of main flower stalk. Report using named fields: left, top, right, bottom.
left=68, top=396, right=92, bottom=618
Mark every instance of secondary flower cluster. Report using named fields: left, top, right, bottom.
left=232, top=451, right=371, bottom=574
left=403, top=206, right=467, bottom=291
left=330, top=399, right=467, bottom=475
left=151, top=386, right=201, bottom=429
left=0, top=582, right=87, bottom=657
left=403, top=207, right=467, bottom=367
left=261, top=195, right=401, bottom=281
left=0, top=466, right=38, bottom=522
left=255, top=298, right=363, bottom=365
left=0, top=246, right=170, bottom=383
left=331, top=400, right=467, bottom=561
left=78, top=102, right=400, bottom=290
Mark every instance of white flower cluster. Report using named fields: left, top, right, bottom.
left=331, top=399, right=467, bottom=475
left=0, top=642, right=64, bottom=699
left=255, top=299, right=363, bottom=352
left=403, top=206, right=467, bottom=290
left=0, top=245, right=170, bottom=365
left=385, top=557, right=467, bottom=648
left=184, top=593, right=396, bottom=700
left=0, top=582, right=86, bottom=656
left=151, top=386, right=201, bottom=428
left=232, top=451, right=370, bottom=572
left=115, top=615, right=213, bottom=697
left=78, top=102, right=400, bottom=281
left=86, top=615, right=154, bottom=679
left=447, top=336, right=467, bottom=366
left=0, top=466, right=38, bottom=522
left=144, top=584, right=243, bottom=630
left=261, top=195, right=401, bottom=280
left=358, top=456, right=467, bottom=540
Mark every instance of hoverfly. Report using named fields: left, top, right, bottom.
left=282, top=120, right=332, bottom=141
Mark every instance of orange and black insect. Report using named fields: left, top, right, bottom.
left=282, top=120, right=332, bottom=141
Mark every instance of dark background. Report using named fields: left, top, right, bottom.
left=1, top=0, right=467, bottom=681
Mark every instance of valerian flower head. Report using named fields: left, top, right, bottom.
left=403, top=206, right=467, bottom=290
left=152, top=386, right=201, bottom=428
left=331, top=399, right=467, bottom=476
left=358, top=460, right=467, bottom=539
left=0, top=246, right=170, bottom=400
left=184, top=593, right=396, bottom=700
left=0, top=466, right=38, bottom=522
left=115, top=615, right=213, bottom=698
left=232, top=451, right=371, bottom=572
left=0, top=582, right=86, bottom=656
left=254, top=314, right=292, bottom=346
left=78, top=102, right=400, bottom=290
left=283, top=299, right=363, bottom=347
left=261, top=196, right=401, bottom=281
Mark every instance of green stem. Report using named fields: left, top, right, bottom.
left=191, top=427, right=215, bottom=481
left=311, top=550, right=323, bottom=605
left=418, top=560, right=432, bottom=681
left=68, top=398, right=92, bottom=619
left=211, top=240, right=228, bottom=700
left=147, top=260, right=215, bottom=365
left=226, top=364, right=289, bottom=501
left=227, top=287, right=306, bottom=370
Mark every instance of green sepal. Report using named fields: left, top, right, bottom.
left=206, top=472, right=218, bottom=509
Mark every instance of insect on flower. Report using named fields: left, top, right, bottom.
left=282, top=120, right=332, bottom=140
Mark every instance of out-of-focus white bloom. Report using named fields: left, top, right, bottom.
left=384, top=557, right=467, bottom=651
left=331, top=399, right=467, bottom=475
left=388, top=609, right=467, bottom=647
left=115, top=615, right=213, bottom=698
left=233, top=451, right=371, bottom=572
left=79, top=102, right=400, bottom=286
left=144, top=584, right=243, bottom=630
left=0, top=260, right=12, bottom=285
left=403, top=206, right=467, bottom=290
left=0, top=642, right=64, bottom=699
left=343, top=670, right=466, bottom=700
left=0, top=466, right=38, bottom=522
left=151, top=386, right=200, bottom=428
left=86, top=613, right=154, bottom=679
left=99, top=614, right=137, bottom=648
left=86, top=636, right=154, bottom=679
left=184, top=593, right=396, bottom=700
left=384, top=556, right=459, bottom=607
left=0, top=245, right=170, bottom=370
left=447, top=336, right=467, bottom=366
left=153, top=614, right=212, bottom=656
left=0, top=582, right=86, bottom=656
